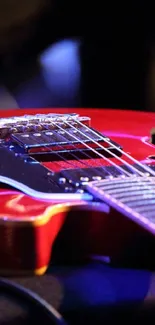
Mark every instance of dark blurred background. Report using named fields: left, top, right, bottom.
left=0, top=1, right=155, bottom=111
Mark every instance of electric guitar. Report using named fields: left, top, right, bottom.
left=0, top=107, right=155, bottom=276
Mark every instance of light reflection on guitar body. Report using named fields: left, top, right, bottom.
left=0, top=108, right=155, bottom=275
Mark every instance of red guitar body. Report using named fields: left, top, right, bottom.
left=0, top=108, right=155, bottom=275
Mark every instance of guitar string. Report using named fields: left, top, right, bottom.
left=24, top=122, right=97, bottom=171
left=19, top=116, right=154, bottom=180
left=42, top=124, right=125, bottom=177
left=71, top=118, right=155, bottom=177
left=30, top=118, right=150, bottom=178
left=30, top=125, right=115, bottom=178
left=22, top=120, right=131, bottom=185
left=51, top=120, right=155, bottom=198
left=15, top=114, right=142, bottom=178
left=50, top=120, right=146, bottom=177
left=64, top=119, right=155, bottom=177
left=8, top=114, right=154, bottom=177
left=9, top=115, right=155, bottom=203
left=31, top=118, right=155, bottom=205
left=48, top=122, right=139, bottom=177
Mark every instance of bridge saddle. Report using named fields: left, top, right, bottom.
left=0, top=113, right=90, bottom=139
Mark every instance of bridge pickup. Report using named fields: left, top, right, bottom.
left=10, top=127, right=123, bottom=158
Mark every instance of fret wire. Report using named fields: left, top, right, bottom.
left=95, top=179, right=149, bottom=189
left=104, top=186, right=155, bottom=195
left=127, top=199, right=155, bottom=208
left=86, top=179, right=155, bottom=230
left=134, top=205, right=155, bottom=213
left=120, top=193, right=155, bottom=203
left=113, top=191, right=155, bottom=200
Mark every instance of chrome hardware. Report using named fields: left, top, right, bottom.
left=80, top=177, right=90, bottom=184
left=92, top=176, right=102, bottom=181
left=0, top=113, right=91, bottom=139
left=58, top=177, right=66, bottom=184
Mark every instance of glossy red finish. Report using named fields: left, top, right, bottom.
left=0, top=108, right=155, bottom=275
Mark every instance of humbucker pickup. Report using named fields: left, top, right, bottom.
left=10, top=128, right=122, bottom=157
left=1, top=112, right=123, bottom=158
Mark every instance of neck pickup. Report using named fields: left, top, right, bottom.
left=86, top=176, right=155, bottom=234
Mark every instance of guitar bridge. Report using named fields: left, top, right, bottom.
left=0, top=113, right=86, bottom=139
left=1, top=112, right=123, bottom=159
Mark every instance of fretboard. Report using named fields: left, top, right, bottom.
left=86, top=176, right=155, bottom=234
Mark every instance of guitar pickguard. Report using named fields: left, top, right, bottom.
left=0, top=144, right=154, bottom=199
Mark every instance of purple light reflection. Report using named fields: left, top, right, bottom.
left=103, top=132, right=155, bottom=164
left=141, top=136, right=155, bottom=148
left=104, top=131, right=145, bottom=140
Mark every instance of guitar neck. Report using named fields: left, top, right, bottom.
left=86, top=176, right=155, bottom=234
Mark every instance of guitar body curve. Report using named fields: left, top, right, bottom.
left=0, top=108, right=155, bottom=275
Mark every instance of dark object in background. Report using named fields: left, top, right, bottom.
left=79, top=3, right=154, bottom=111
left=0, top=0, right=51, bottom=57
left=0, top=1, right=155, bottom=110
